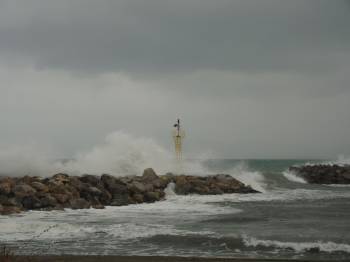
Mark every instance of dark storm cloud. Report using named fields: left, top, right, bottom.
left=0, top=0, right=349, bottom=75
left=0, top=0, right=350, bottom=160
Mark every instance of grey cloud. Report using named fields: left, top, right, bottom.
left=0, top=0, right=349, bottom=159
left=0, top=0, right=349, bottom=75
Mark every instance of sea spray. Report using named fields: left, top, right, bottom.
left=0, top=145, right=55, bottom=176
left=282, top=170, right=307, bottom=184
left=225, top=162, right=267, bottom=193
left=243, top=235, right=350, bottom=253
left=57, top=131, right=175, bottom=175
left=0, top=131, right=207, bottom=177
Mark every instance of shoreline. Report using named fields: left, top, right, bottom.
left=7, top=256, right=343, bottom=262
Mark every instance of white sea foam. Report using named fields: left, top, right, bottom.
left=243, top=236, right=350, bottom=253
left=326, top=184, right=350, bottom=188
left=171, top=188, right=350, bottom=204
left=0, top=131, right=208, bottom=177
left=0, top=131, right=265, bottom=196
left=300, top=155, right=350, bottom=168
left=282, top=171, right=307, bottom=184
left=0, top=193, right=240, bottom=242
left=1, top=183, right=349, bottom=244
left=225, top=163, right=267, bottom=193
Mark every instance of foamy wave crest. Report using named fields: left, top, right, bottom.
left=243, top=236, right=350, bottom=253
left=226, top=162, right=266, bottom=193
left=332, top=155, right=350, bottom=166
left=302, top=155, right=350, bottom=167
left=0, top=131, right=208, bottom=176
left=283, top=171, right=307, bottom=184
left=56, top=131, right=175, bottom=176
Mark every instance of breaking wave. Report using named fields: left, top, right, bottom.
left=224, top=162, right=267, bottom=193
left=0, top=131, right=206, bottom=177
left=282, top=171, right=307, bottom=184
left=243, top=236, right=350, bottom=253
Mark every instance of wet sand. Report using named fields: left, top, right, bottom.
left=9, top=256, right=344, bottom=262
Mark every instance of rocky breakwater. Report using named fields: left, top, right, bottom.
left=0, top=168, right=259, bottom=215
left=289, top=164, right=350, bottom=184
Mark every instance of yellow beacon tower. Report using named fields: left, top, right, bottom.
left=173, top=118, right=185, bottom=163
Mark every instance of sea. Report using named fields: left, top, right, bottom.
left=1, top=159, right=350, bottom=260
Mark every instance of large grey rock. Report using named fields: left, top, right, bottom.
left=40, top=194, right=58, bottom=207
left=132, top=193, right=144, bottom=203
left=69, top=198, right=90, bottom=209
left=110, top=194, right=130, bottom=206
left=13, top=184, right=36, bottom=198
left=22, top=196, right=42, bottom=209
left=128, top=181, right=146, bottom=193
left=87, top=186, right=102, bottom=196
left=174, top=174, right=259, bottom=195
left=0, top=196, right=22, bottom=207
left=80, top=175, right=100, bottom=186
left=142, top=168, right=159, bottom=181
left=0, top=182, right=11, bottom=195
left=52, top=173, right=70, bottom=183
left=144, top=191, right=161, bottom=202
left=52, top=193, right=70, bottom=204
left=0, top=205, right=22, bottom=215
left=101, top=174, right=128, bottom=194
left=31, top=181, right=49, bottom=193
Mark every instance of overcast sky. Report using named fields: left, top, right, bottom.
left=0, top=0, right=349, bottom=159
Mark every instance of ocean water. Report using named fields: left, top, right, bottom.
left=1, top=159, right=350, bottom=260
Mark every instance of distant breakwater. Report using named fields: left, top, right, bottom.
left=0, top=168, right=259, bottom=215
left=289, top=164, right=350, bottom=184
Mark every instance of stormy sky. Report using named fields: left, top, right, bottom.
left=0, top=0, right=349, bottom=159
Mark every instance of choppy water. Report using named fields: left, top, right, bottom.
left=1, top=159, right=350, bottom=260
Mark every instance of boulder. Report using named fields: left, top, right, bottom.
left=0, top=182, right=11, bottom=195
left=67, top=176, right=84, bottom=189
left=52, top=193, right=70, bottom=204
left=31, top=181, right=49, bottom=193
left=132, top=193, right=144, bottom=203
left=52, top=173, right=70, bottom=183
left=87, top=186, right=102, bottom=196
left=110, top=194, right=130, bottom=206
left=0, top=195, right=9, bottom=205
left=144, top=191, right=161, bottom=202
left=128, top=181, right=146, bottom=194
left=40, top=194, right=58, bottom=207
left=97, top=188, right=112, bottom=205
left=174, top=176, right=192, bottom=194
left=92, top=204, right=105, bottom=209
left=18, top=175, right=41, bottom=184
left=13, top=184, right=36, bottom=198
left=22, top=196, right=42, bottom=209
left=1, top=197, right=22, bottom=207
left=69, top=198, right=90, bottom=209
left=142, top=168, right=159, bottom=181
left=101, top=174, right=128, bottom=194
left=173, top=174, right=258, bottom=195
left=1, top=205, right=22, bottom=215
left=80, top=175, right=100, bottom=186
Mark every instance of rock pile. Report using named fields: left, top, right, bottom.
left=0, top=168, right=259, bottom=215
left=169, top=174, right=259, bottom=195
left=289, top=164, right=350, bottom=184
